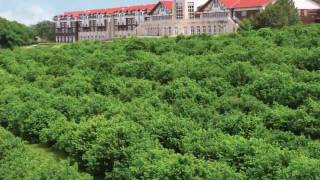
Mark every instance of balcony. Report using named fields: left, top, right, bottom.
left=201, top=12, right=230, bottom=19
left=149, top=15, right=173, bottom=21
left=145, top=12, right=229, bottom=23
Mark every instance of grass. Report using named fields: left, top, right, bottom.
left=25, top=143, right=68, bottom=161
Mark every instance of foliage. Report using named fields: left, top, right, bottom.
left=255, top=0, right=300, bottom=28
left=0, top=24, right=320, bottom=179
left=0, top=17, right=34, bottom=48
left=0, top=127, right=92, bottom=180
left=239, top=17, right=256, bottom=31
left=31, top=20, right=55, bottom=42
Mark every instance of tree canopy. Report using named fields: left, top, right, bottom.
left=0, top=17, right=34, bottom=48
left=31, top=20, right=55, bottom=42
left=240, top=0, right=300, bottom=30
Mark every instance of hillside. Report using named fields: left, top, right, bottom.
left=0, top=24, right=320, bottom=179
left=0, top=17, right=34, bottom=48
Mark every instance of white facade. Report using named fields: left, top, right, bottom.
left=293, top=0, right=320, bottom=10
left=138, top=0, right=237, bottom=36
left=54, top=0, right=239, bottom=43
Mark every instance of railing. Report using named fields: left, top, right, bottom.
left=149, top=15, right=172, bottom=21
left=146, top=12, right=229, bottom=22
left=202, top=12, right=230, bottom=19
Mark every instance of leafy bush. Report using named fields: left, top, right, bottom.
left=0, top=127, right=92, bottom=180
left=0, top=24, right=319, bottom=179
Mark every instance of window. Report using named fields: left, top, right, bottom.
left=222, top=24, right=226, bottom=32
left=175, top=27, right=178, bottom=35
left=208, top=26, right=212, bottom=34
left=176, top=2, right=184, bottom=19
left=168, top=27, right=172, bottom=35
left=188, top=2, right=195, bottom=19
left=191, top=26, right=195, bottom=34
left=184, top=26, right=188, bottom=34
left=196, top=26, right=201, bottom=34
left=218, top=24, right=223, bottom=32
left=203, top=26, right=206, bottom=34
left=241, top=11, right=247, bottom=17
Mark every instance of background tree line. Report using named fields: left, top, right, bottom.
left=0, top=17, right=55, bottom=48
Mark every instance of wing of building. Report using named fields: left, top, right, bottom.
left=53, top=0, right=320, bottom=43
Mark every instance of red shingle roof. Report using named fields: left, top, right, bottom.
left=220, top=0, right=272, bottom=9
left=63, top=11, right=85, bottom=17
left=149, top=0, right=173, bottom=15
left=61, top=3, right=157, bottom=17
left=60, top=0, right=274, bottom=17
left=161, top=1, right=173, bottom=9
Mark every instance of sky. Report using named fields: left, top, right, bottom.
left=0, top=0, right=158, bottom=25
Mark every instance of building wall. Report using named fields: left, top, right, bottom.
left=53, top=0, right=240, bottom=43
left=140, top=0, right=236, bottom=37
left=55, top=18, right=79, bottom=43
left=138, top=13, right=237, bottom=36
left=234, top=9, right=261, bottom=20
left=78, top=16, right=113, bottom=41
left=299, top=9, right=320, bottom=23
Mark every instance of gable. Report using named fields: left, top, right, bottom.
left=149, top=1, right=172, bottom=15
left=198, top=0, right=227, bottom=12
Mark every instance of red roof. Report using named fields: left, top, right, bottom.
left=220, top=0, right=272, bottom=9
left=149, top=0, right=173, bottom=15
left=60, top=0, right=273, bottom=17
left=63, top=11, right=85, bottom=17
left=161, top=1, right=173, bottom=9
left=61, top=3, right=156, bottom=17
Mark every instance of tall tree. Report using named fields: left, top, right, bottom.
left=255, top=0, right=300, bottom=28
left=32, top=21, right=55, bottom=42
left=0, top=17, right=34, bottom=48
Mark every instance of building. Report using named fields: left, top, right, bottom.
left=54, top=5, right=155, bottom=42
left=54, top=12, right=81, bottom=42
left=294, top=0, right=320, bottom=23
left=137, top=0, right=237, bottom=36
left=77, top=4, right=156, bottom=41
left=54, top=0, right=320, bottom=43
left=54, top=0, right=239, bottom=42
left=220, top=0, right=320, bottom=23
left=220, top=0, right=272, bottom=22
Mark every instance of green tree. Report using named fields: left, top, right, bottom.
left=255, top=0, right=300, bottom=28
left=0, top=17, right=34, bottom=48
left=31, top=20, right=55, bottom=42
